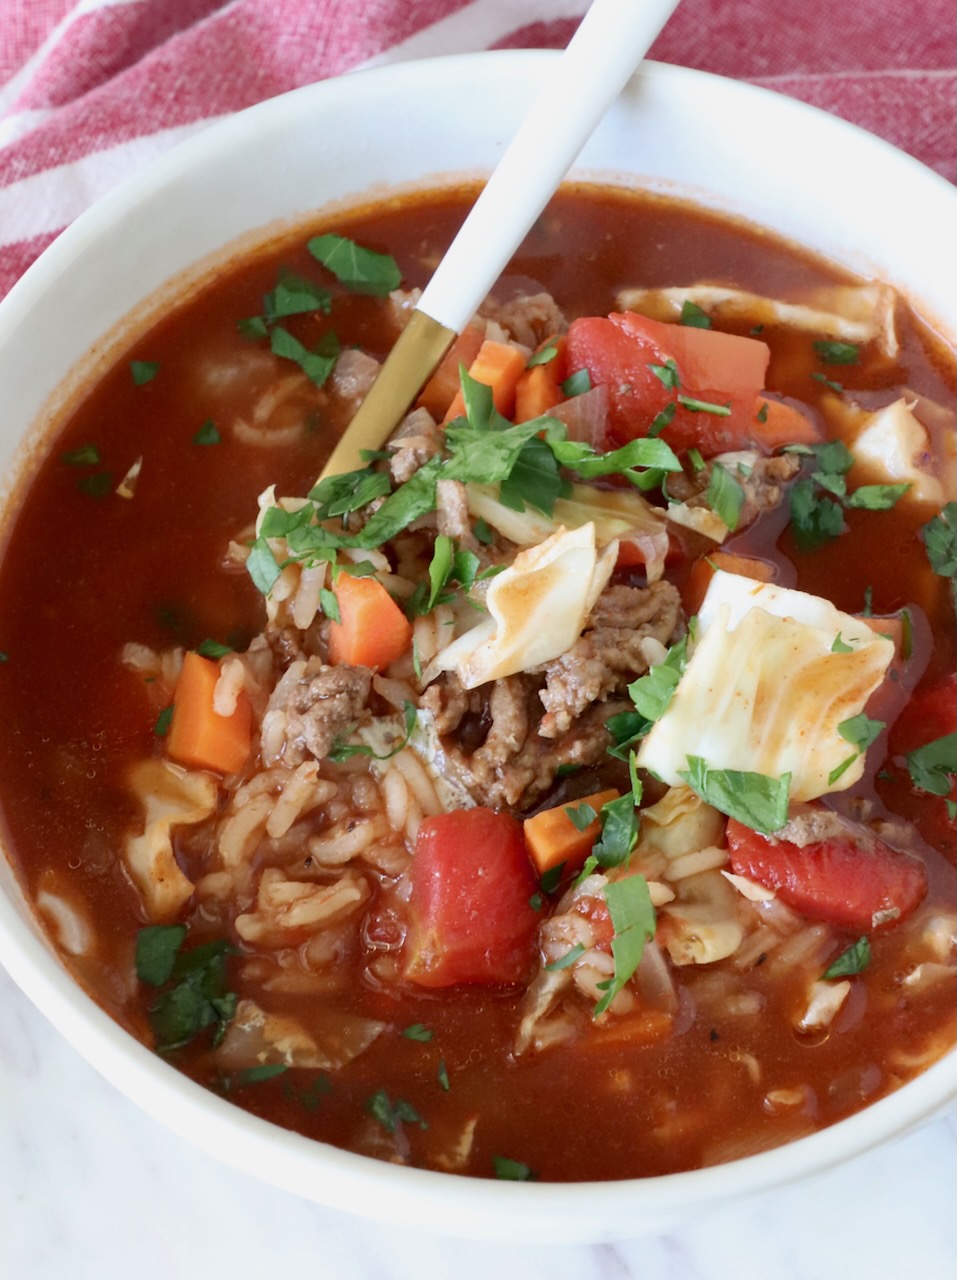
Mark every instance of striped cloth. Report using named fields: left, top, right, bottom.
left=0, top=0, right=954, bottom=299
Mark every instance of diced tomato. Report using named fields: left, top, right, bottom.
left=725, top=816, right=927, bottom=931
left=404, top=808, right=540, bottom=988
left=878, top=674, right=957, bottom=851
left=564, top=311, right=770, bottom=457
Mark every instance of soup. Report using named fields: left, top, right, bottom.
left=0, top=185, right=954, bottom=1182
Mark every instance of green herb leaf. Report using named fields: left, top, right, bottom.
left=527, top=343, right=559, bottom=367
left=196, top=638, right=232, bottom=659
left=687, top=447, right=705, bottom=472
left=135, top=924, right=187, bottom=987
left=564, top=802, right=597, bottom=832
left=246, top=535, right=282, bottom=595
left=437, top=1059, right=450, bottom=1091
left=920, top=502, right=957, bottom=577
left=544, top=943, right=586, bottom=972
left=147, top=938, right=237, bottom=1053
left=647, top=401, right=677, bottom=438
left=592, top=793, right=638, bottom=868
left=499, top=434, right=569, bottom=516
left=677, top=394, right=731, bottom=416
left=648, top=359, right=679, bottom=389
left=352, top=457, right=442, bottom=549
left=593, top=875, right=656, bottom=1016
left=130, top=360, right=160, bottom=385
left=263, top=270, right=332, bottom=323
left=270, top=325, right=340, bottom=386
left=193, top=420, right=221, bottom=446
left=493, top=1156, right=536, bottom=1181
left=755, top=401, right=769, bottom=424
left=680, top=299, right=711, bottom=328
left=401, top=1024, right=433, bottom=1042
left=61, top=444, right=100, bottom=466
left=828, top=753, right=859, bottom=785
left=308, top=234, right=402, bottom=296
left=627, top=634, right=688, bottom=723
left=365, top=1089, right=427, bottom=1133
left=539, top=863, right=565, bottom=895
left=838, top=713, right=885, bottom=753
left=237, top=315, right=268, bottom=340
left=473, top=516, right=494, bottom=545
left=230, top=1063, right=289, bottom=1088
left=154, top=705, right=173, bottom=737
left=831, top=632, right=853, bottom=653
left=812, top=371, right=844, bottom=393
left=319, top=586, right=341, bottom=622
left=847, top=483, right=910, bottom=510
left=561, top=368, right=592, bottom=397
left=906, top=732, right=957, bottom=797
left=77, top=471, right=113, bottom=499
left=813, top=340, right=859, bottom=365
left=706, top=462, right=745, bottom=531
left=789, top=477, right=845, bottom=550
left=680, top=757, right=790, bottom=834
left=824, top=936, right=871, bottom=978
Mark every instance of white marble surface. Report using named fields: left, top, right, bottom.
left=0, top=965, right=954, bottom=1279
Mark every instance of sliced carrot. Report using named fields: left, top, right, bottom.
left=754, top=395, right=821, bottom=448
left=167, top=651, right=252, bottom=776
left=443, top=339, right=528, bottom=423
left=416, top=324, right=485, bottom=421
left=328, top=572, right=412, bottom=670
left=684, top=550, right=775, bottom=614
left=514, top=335, right=567, bottom=422
left=523, top=788, right=621, bottom=877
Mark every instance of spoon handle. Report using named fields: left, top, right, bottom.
left=418, top=0, right=678, bottom=332
left=318, top=0, right=678, bottom=479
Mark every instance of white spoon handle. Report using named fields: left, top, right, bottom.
left=417, top=0, right=679, bottom=332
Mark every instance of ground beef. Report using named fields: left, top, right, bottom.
left=330, top=348, right=380, bottom=412
left=435, top=478, right=477, bottom=548
left=668, top=452, right=801, bottom=528
left=387, top=406, right=442, bottom=485
left=480, top=291, right=569, bottom=349
left=537, top=581, right=685, bottom=737
left=263, top=657, right=371, bottom=765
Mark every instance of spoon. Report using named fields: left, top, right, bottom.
left=318, top=0, right=679, bottom=480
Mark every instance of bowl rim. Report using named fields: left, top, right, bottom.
left=0, top=49, right=954, bottom=1239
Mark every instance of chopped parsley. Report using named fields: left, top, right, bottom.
left=564, top=802, right=598, bottom=832
left=437, top=1059, right=450, bottom=1091
left=327, top=700, right=416, bottom=763
left=788, top=438, right=906, bottom=550
left=136, top=928, right=238, bottom=1053
left=824, top=936, right=871, bottom=979
left=401, top=1024, right=433, bottom=1042
left=308, top=234, right=402, bottom=296
left=627, top=634, right=688, bottom=725
left=527, top=343, right=559, bottom=367
left=921, top=502, right=957, bottom=578
left=906, top=732, right=957, bottom=797
left=561, top=368, right=592, bottom=397
left=222, top=1063, right=289, bottom=1089
left=706, top=461, right=745, bottom=531
left=130, top=360, right=160, bottom=385
left=593, top=874, right=656, bottom=1016
left=77, top=471, right=113, bottom=498
left=544, top=943, right=586, bottom=971
left=680, top=757, right=790, bottom=834
left=61, top=444, right=100, bottom=466
left=196, top=638, right=233, bottom=659
left=592, top=792, right=639, bottom=868
left=366, top=1089, right=427, bottom=1134
left=493, top=1156, right=536, bottom=1181
left=680, top=299, right=711, bottom=328
left=813, top=340, right=859, bottom=365
left=262, top=269, right=332, bottom=322
left=270, top=325, right=339, bottom=386
left=193, top=420, right=221, bottom=446
left=838, top=713, right=885, bottom=754
left=153, top=705, right=173, bottom=737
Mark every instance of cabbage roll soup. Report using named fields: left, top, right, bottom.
left=1, top=185, right=954, bottom=1181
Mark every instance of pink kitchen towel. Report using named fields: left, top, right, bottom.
left=0, top=0, right=954, bottom=299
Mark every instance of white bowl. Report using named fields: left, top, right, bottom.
left=0, top=52, right=954, bottom=1242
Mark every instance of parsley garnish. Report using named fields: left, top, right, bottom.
left=154, top=705, right=173, bottom=737
left=544, top=943, right=586, bottom=972
left=788, top=439, right=906, bottom=549
left=130, top=360, right=160, bottom=385
left=564, top=802, right=597, bottom=832
left=270, top=325, right=339, bottom=386
left=493, top=1156, right=536, bottom=1181
left=262, top=269, right=332, bottom=322
left=592, top=792, right=638, bottom=867
left=831, top=633, right=853, bottom=653
left=680, top=299, right=711, bottom=328
left=437, top=1059, right=450, bottom=1091
left=366, top=1089, right=427, bottom=1133
left=136, top=929, right=238, bottom=1053
left=680, top=757, right=790, bottom=834
left=77, top=471, right=113, bottom=498
left=61, top=444, right=100, bottom=466
left=401, top=1024, right=433, bottom=1042
left=921, top=502, right=957, bottom=578
left=906, top=732, right=957, bottom=797
left=823, top=936, right=871, bottom=979
left=193, top=420, right=221, bottom=446
left=813, top=340, right=859, bottom=365
left=627, top=634, right=688, bottom=725
left=224, top=1063, right=289, bottom=1089
left=237, top=315, right=268, bottom=340
left=527, top=343, right=559, bottom=367
left=308, top=234, right=402, bottom=296
left=705, top=461, right=745, bottom=531
left=838, top=713, right=885, bottom=753
left=327, top=701, right=416, bottom=763
left=593, top=875, right=656, bottom=1016
left=196, top=638, right=233, bottom=659
left=561, top=368, right=592, bottom=397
